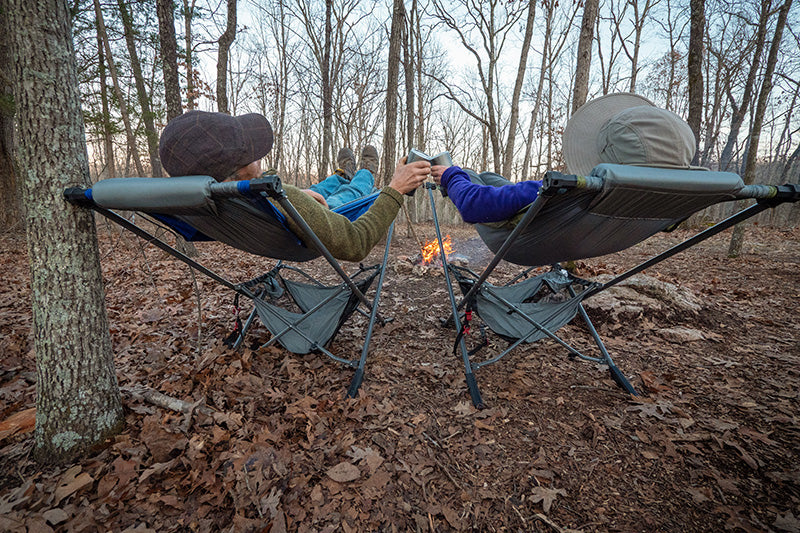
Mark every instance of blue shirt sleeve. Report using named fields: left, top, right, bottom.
left=440, top=166, right=541, bottom=224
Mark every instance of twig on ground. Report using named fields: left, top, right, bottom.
left=121, top=385, right=212, bottom=416
left=532, top=513, right=583, bottom=533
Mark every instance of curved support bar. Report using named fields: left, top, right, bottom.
left=608, top=364, right=638, bottom=396
left=466, top=372, right=486, bottom=409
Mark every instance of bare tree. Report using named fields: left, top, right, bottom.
left=118, top=0, right=162, bottom=176
left=0, top=10, right=21, bottom=230
left=573, top=0, right=599, bottom=114
left=93, top=0, right=145, bottom=176
left=719, top=1, right=771, bottom=171
left=10, top=0, right=124, bottom=462
left=501, top=0, right=536, bottom=177
left=687, top=0, right=704, bottom=164
left=728, top=0, right=792, bottom=257
left=216, top=0, right=237, bottom=114
left=157, top=0, right=183, bottom=121
left=95, top=12, right=116, bottom=180
left=383, top=0, right=405, bottom=186
left=429, top=0, right=526, bottom=172
left=183, top=0, right=197, bottom=109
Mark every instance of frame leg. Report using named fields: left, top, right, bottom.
left=347, top=222, right=395, bottom=398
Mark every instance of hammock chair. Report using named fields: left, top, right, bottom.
left=426, top=164, right=800, bottom=408
left=65, top=174, right=394, bottom=397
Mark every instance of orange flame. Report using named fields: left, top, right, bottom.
left=420, top=235, right=453, bottom=265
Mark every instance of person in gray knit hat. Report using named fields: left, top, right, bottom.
left=431, top=92, right=697, bottom=225
left=159, top=110, right=430, bottom=261
left=159, top=110, right=382, bottom=209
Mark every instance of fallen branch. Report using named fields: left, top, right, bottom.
left=532, top=513, right=584, bottom=533
left=121, top=385, right=212, bottom=416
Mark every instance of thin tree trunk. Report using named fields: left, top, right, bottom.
left=95, top=17, right=116, bottom=179
left=523, top=3, right=553, bottom=177
left=0, top=12, right=21, bottom=230
left=183, top=0, right=197, bottom=110
left=118, top=0, right=162, bottom=177
left=157, top=0, right=182, bottom=121
left=728, top=0, right=792, bottom=257
left=687, top=0, right=704, bottom=165
left=321, top=0, right=333, bottom=176
left=216, top=0, right=237, bottom=114
left=719, top=1, right=770, bottom=171
left=572, top=0, right=598, bottom=114
left=93, top=0, right=145, bottom=176
left=10, top=0, right=123, bottom=463
left=403, top=4, right=415, bottom=153
left=502, top=0, right=536, bottom=178
left=383, top=0, right=404, bottom=186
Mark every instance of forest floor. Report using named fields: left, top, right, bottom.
left=0, top=221, right=798, bottom=532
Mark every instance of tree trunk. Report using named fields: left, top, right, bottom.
left=321, top=0, right=333, bottom=177
left=728, top=0, right=792, bottom=257
left=719, top=1, right=770, bottom=172
left=156, top=0, right=182, bottom=121
left=501, top=0, right=536, bottom=177
left=118, top=0, right=162, bottom=177
left=383, top=0, right=404, bottom=186
left=572, top=0, right=598, bottom=114
left=216, top=0, right=237, bottom=114
left=93, top=0, right=145, bottom=176
left=0, top=11, right=21, bottom=230
left=183, top=0, right=197, bottom=110
left=10, top=0, right=124, bottom=463
left=403, top=1, right=415, bottom=154
left=687, top=0, right=704, bottom=165
left=95, top=15, right=116, bottom=180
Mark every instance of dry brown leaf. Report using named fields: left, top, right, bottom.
left=326, top=462, right=360, bottom=483
left=53, top=467, right=93, bottom=505
left=0, top=408, right=35, bottom=442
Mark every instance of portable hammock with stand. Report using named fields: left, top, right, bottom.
left=426, top=164, right=800, bottom=408
left=64, top=173, right=394, bottom=397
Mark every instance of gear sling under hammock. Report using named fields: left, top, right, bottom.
left=426, top=164, right=800, bottom=408
left=65, top=174, right=393, bottom=397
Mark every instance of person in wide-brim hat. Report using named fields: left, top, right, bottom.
left=562, top=92, right=697, bottom=176
left=431, top=92, right=698, bottom=225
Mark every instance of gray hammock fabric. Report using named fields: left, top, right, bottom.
left=251, top=282, right=352, bottom=354
left=467, top=271, right=590, bottom=343
left=472, top=164, right=746, bottom=267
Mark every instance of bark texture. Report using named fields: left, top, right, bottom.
left=572, top=0, right=598, bottom=114
left=10, top=0, right=123, bottom=462
left=216, top=0, right=237, bottom=114
left=0, top=8, right=21, bottom=229
left=687, top=0, right=705, bottom=165
left=157, top=0, right=182, bottom=121
left=382, top=0, right=404, bottom=186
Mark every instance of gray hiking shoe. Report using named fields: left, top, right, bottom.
left=359, top=145, right=379, bottom=176
left=335, top=147, right=356, bottom=180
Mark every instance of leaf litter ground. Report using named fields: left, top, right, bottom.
left=0, top=222, right=798, bottom=532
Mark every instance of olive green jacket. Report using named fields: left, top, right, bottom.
left=276, top=185, right=404, bottom=262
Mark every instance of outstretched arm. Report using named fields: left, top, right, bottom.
left=439, top=166, right=542, bottom=224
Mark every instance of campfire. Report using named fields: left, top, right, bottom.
left=418, top=235, right=453, bottom=265
left=393, top=234, right=467, bottom=275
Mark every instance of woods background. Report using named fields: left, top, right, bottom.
left=2, top=0, right=798, bottom=231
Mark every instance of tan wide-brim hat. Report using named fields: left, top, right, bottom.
left=563, top=93, right=656, bottom=176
